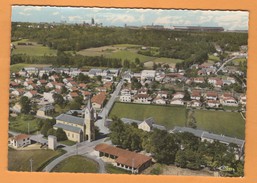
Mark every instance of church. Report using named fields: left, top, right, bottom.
left=53, top=98, right=96, bottom=142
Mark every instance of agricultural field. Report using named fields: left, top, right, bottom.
left=52, top=155, right=99, bottom=173
left=194, top=110, right=245, bottom=139
left=8, top=148, right=63, bottom=171
left=10, top=63, right=52, bottom=73
left=9, top=115, right=42, bottom=134
left=11, top=39, right=57, bottom=56
left=109, top=103, right=187, bottom=130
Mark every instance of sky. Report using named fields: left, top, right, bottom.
left=12, top=6, right=249, bottom=30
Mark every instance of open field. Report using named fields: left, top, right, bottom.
left=194, top=110, right=245, bottom=139
left=9, top=115, right=41, bottom=134
left=208, top=54, right=220, bottom=62
left=105, top=163, right=131, bottom=174
left=10, top=63, right=52, bottom=73
left=12, top=39, right=57, bottom=56
left=52, top=155, right=99, bottom=173
left=152, top=57, right=184, bottom=64
left=107, top=50, right=154, bottom=62
left=109, top=103, right=187, bottom=130
left=8, top=148, right=63, bottom=171
left=232, top=58, right=247, bottom=65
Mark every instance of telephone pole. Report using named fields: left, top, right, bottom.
left=29, top=158, right=33, bottom=172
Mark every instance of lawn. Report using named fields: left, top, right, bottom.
left=10, top=63, right=52, bottom=73
left=105, top=163, right=131, bottom=174
left=194, top=110, right=245, bottom=139
left=109, top=102, right=187, bottom=130
left=8, top=148, right=63, bottom=172
left=9, top=115, right=42, bottom=134
left=59, top=140, right=77, bottom=146
left=51, top=155, right=99, bottom=173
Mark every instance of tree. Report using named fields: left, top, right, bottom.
left=183, top=90, right=191, bottom=101
left=41, top=122, right=53, bottom=137
left=19, top=96, right=31, bottom=114
left=47, top=128, right=56, bottom=136
left=53, top=93, right=65, bottom=105
left=56, top=128, right=68, bottom=141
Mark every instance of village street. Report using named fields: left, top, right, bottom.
left=215, top=55, right=246, bottom=74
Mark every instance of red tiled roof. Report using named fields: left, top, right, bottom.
left=92, top=92, right=106, bottom=105
left=95, top=144, right=151, bottom=169
left=30, top=90, right=37, bottom=95
left=11, top=134, right=30, bottom=141
left=70, top=92, right=79, bottom=98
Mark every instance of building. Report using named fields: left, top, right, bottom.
left=36, top=104, right=55, bottom=119
left=53, top=99, right=95, bottom=142
left=95, top=143, right=152, bottom=173
left=141, top=70, right=156, bottom=81
left=121, top=118, right=166, bottom=131
left=9, top=134, right=31, bottom=148
left=120, top=94, right=132, bottom=103
left=48, top=135, right=57, bottom=150
left=91, top=92, right=106, bottom=110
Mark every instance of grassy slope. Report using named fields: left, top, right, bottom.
left=109, top=103, right=186, bottom=130
left=151, top=57, right=184, bottom=64
left=12, top=45, right=57, bottom=56
left=51, top=155, right=99, bottom=173
left=8, top=149, right=62, bottom=171
left=194, top=110, right=245, bottom=139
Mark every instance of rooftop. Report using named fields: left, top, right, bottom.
left=56, top=114, right=84, bottom=126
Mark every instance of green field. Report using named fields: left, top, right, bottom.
left=9, top=115, right=41, bottom=134
left=151, top=57, right=184, bottom=64
left=8, top=148, right=63, bottom=171
left=208, top=54, right=220, bottom=62
left=12, top=39, right=57, bottom=56
left=232, top=58, right=247, bottom=65
left=109, top=103, right=187, bottom=130
left=10, top=63, right=52, bottom=73
left=107, top=50, right=154, bottom=62
left=194, top=110, right=245, bottom=139
left=52, top=155, right=99, bottom=173
left=105, top=163, right=131, bottom=174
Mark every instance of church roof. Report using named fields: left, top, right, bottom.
left=54, top=123, right=82, bottom=133
left=55, top=114, right=84, bottom=126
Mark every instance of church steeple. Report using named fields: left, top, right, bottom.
left=84, top=96, right=95, bottom=142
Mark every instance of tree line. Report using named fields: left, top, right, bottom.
left=109, top=116, right=244, bottom=176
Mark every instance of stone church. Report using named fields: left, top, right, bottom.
left=54, top=98, right=96, bottom=142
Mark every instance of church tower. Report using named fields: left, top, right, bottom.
left=84, top=96, right=95, bottom=142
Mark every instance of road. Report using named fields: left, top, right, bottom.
left=43, top=137, right=110, bottom=173
left=95, top=78, right=124, bottom=134
left=215, top=56, right=246, bottom=74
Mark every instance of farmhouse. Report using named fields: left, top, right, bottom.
left=95, top=143, right=152, bottom=173
left=9, top=134, right=31, bottom=148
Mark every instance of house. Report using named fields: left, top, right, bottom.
left=9, top=134, right=31, bottom=148
left=26, top=83, right=38, bottom=90
left=91, top=92, right=106, bottom=110
left=67, top=81, right=78, bottom=88
left=206, top=100, right=220, bottom=108
left=23, top=79, right=34, bottom=87
left=239, top=95, right=246, bottom=106
left=172, top=92, right=184, bottom=100
left=54, top=99, right=96, bottom=142
left=138, top=117, right=155, bottom=132
left=121, top=88, right=131, bottom=96
left=36, top=104, right=55, bottom=119
left=46, top=82, right=57, bottom=88
left=55, top=83, right=65, bottom=90
left=88, top=69, right=102, bottom=77
left=141, top=70, right=156, bottom=81
left=103, top=82, right=113, bottom=91
left=121, top=118, right=166, bottom=131
left=188, top=100, right=201, bottom=107
left=11, top=88, right=25, bottom=96
left=221, top=97, right=238, bottom=106
left=63, top=78, right=74, bottom=84
left=50, top=75, right=60, bottom=82
left=138, top=88, right=148, bottom=95
left=157, top=91, right=168, bottom=99
left=170, top=99, right=184, bottom=105
left=67, top=92, right=79, bottom=101
left=12, top=103, right=22, bottom=113
left=37, top=80, right=47, bottom=86
left=191, top=90, right=201, bottom=100
left=95, top=143, right=152, bottom=173
left=205, top=91, right=218, bottom=100
left=78, top=83, right=87, bottom=89
left=43, top=92, right=55, bottom=103
left=82, top=91, right=91, bottom=100
left=134, top=94, right=152, bottom=104
left=23, top=90, right=38, bottom=99
left=153, top=96, right=166, bottom=105
left=120, top=94, right=132, bottom=103
left=10, top=81, right=19, bottom=88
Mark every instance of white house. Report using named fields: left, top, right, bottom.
left=157, top=91, right=168, bottom=99
left=138, top=118, right=155, bottom=132
left=170, top=99, right=184, bottom=105
left=153, top=97, right=166, bottom=105
left=134, top=94, right=152, bottom=104
left=23, top=90, right=38, bottom=99
left=172, top=92, right=184, bottom=100
left=221, top=97, right=238, bottom=106
left=120, top=94, right=132, bottom=103
left=206, top=100, right=220, bottom=108
left=9, top=134, right=31, bottom=148
left=141, top=70, right=156, bottom=81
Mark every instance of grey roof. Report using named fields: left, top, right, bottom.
left=38, top=104, right=54, bottom=111
left=171, top=126, right=205, bottom=138
left=143, top=117, right=155, bottom=127
left=202, top=132, right=245, bottom=147
left=171, top=126, right=245, bottom=147
left=120, top=118, right=166, bottom=131
left=55, top=114, right=84, bottom=126
left=54, top=123, right=82, bottom=133
left=89, top=69, right=102, bottom=75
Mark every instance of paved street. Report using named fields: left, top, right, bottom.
left=95, top=78, right=124, bottom=134
left=215, top=56, right=246, bottom=74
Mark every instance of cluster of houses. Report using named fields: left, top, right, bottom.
left=120, top=67, right=246, bottom=109
left=10, top=67, right=121, bottom=115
